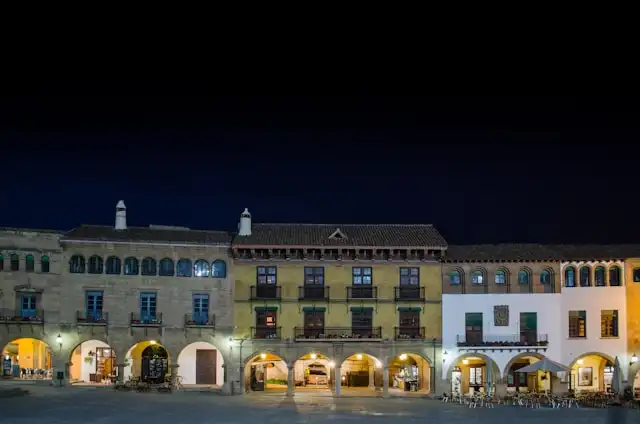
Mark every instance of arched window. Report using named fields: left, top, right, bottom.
left=594, top=266, right=606, bottom=286
left=540, top=269, right=552, bottom=285
left=609, top=266, right=621, bottom=286
left=212, top=260, right=227, bottom=278
left=518, top=269, right=530, bottom=285
left=10, top=254, right=19, bottom=271
left=0, top=254, right=4, bottom=272
left=105, top=256, right=121, bottom=275
left=471, top=270, right=484, bottom=285
left=41, top=255, right=50, bottom=273
left=579, top=266, right=591, bottom=287
left=88, top=255, right=104, bottom=274
left=194, top=260, right=210, bottom=277
left=69, top=255, right=85, bottom=273
left=141, top=257, right=157, bottom=276
left=177, top=259, right=193, bottom=277
left=124, top=257, right=139, bottom=275
left=495, top=269, right=507, bottom=285
left=159, top=258, right=174, bottom=276
left=565, top=266, right=576, bottom=287
left=25, top=254, right=35, bottom=272
left=450, top=270, right=461, bottom=285
left=634, top=268, right=640, bottom=283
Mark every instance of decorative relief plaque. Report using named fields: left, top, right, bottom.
left=493, top=305, right=509, bottom=326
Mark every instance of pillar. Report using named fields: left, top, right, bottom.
left=287, top=364, right=295, bottom=397
left=334, top=366, right=341, bottom=397
left=117, top=363, right=125, bottom=382
left=170, top=364, right=179, bottom=386
left=368, top=365, right=375, bottom=388
left=382, top=366, right=389, bottom=397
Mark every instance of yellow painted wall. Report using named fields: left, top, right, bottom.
left=626, top=259, right=640, bottom=358
left=126, top=341, right=172, bottom=377
left=2, top=338, right=51, bottom=369
left=571, top=354, right=607, bottom=391
left=70, top=347, right=81, bottom=380
left=233, top=263, right=442, bottom=340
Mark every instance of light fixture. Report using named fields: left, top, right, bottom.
left=442, top=350, right=449, bottom=363
left=462, top=359, right=469, bottom=365
left=399, top=353, right=408, bottom=361
left=577, top=359, right=584, bottom=365
left=328, top=361, right=335, bottom=368
left=260, top=353, right=267, bottom=360
left=631, top=353, right=638, bottom=365
left=375, top=359, right=382, bottom=368
left=310, top=353, right=317, bottom=359
left=56, top=334, right=62, bottom=345
left=356, top=354, right=363, bottom=360
left=149, top=340, right=157, bottom=345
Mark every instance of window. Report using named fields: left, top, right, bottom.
left=518, top=270, right=530, bottom=285
left=124, top=257, right=139, bottom=275
left=352, top=308, right=373, bottom=328
left=10, top=254, right=19, bottom=271
left=25, top=255, right=34, bottom=272
left=69, top=255, right=85, bottom=273
left=609, top=266, right=621, bottom=286
left=565, top=266, right=576, bottom=287
left=352, top=267, right=372, bottom=284
left=41, top=255, right=50, bottom=273
left=20, top=294, right=37, bottom=318
left=519, top=312, right=538, bottom=344
left=257, top=267, right=277, bottom=284
left=212, top=260, right=227, bottom=278
left=469, top=367, right=483, bottom=386
left=88, top=255, right=104, bottom=274
left=633, top=268, right=640, bottom=283
left=495, top=270, right=506, bottom=285
left=192, top=294, right=210, bottom=324
left=601, top=310, right=619, bottom=338
left=569, top=310, right=587, bottom=338
left=304, top=311, right=325, bottom=329
left=86, top=291, right=104, bottom=320
left=399, top=311, right=420, bottom=327
left=141, top=257, right=157, bottom=276
left=255, top=309, right=278, bottom=338
left=465, top=312, right=483, bottom=344
left=158, top=258, right=174, bottom=276
left=471, top=270, right=484, bottom=285
left=194, top=260, right=210, bottom=277
left=0, top=254, right=3, bottom=271
left=140, top=292, right=157, bottom=322
left=304, top=267, right=325, bottom=285
left=105, top=256, right=121, bottom=275
left=450, top=271, right=461, bottom=285
left=177, top=259, right=192, bottom=277
left=399, top=267, right=420, bottom=285
left=579, top=266, right=591, bottom=287
left=540, top=270, right=551, bottom=285
left=594, top=266, right=606, bottom=286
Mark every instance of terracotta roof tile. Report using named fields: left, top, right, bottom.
left=444, top=244, right=640, bottom=262
left=63, top=225, right=232, bottom=245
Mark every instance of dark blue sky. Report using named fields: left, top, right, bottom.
left=1, top=95, right=638, bottom=244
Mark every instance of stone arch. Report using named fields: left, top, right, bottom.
left=502, top=352, right=546, bottom=377
left=178, top=336, right=231, bottom=366
left=568, top=352, right=615, bottom=391
left=67, top=338, right=116, bottom=383
left=444, top=352, right=502, bottom=380
left=177, top=341, right=225, bottom=386
left=293, top=346, right=334, bottom=363
left=338, top=347, right=386, bottom=366
left=1, top=336, right=54, bottom=379
left=243, top=349, right=289, bottom=393
left=567, top=351, right=615, bottom=370
left=243, top=348, right=290, bottom=367
left=387, top=350, right=433, bottom=367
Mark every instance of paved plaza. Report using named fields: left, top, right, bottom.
left=0, top=385, right=632, bottom=424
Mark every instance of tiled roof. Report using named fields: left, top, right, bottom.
left=63, top=225, right=233, bottom=245
left=232, top=224, right=448, bottom=248
left=444, top=244, right=640, bottom=262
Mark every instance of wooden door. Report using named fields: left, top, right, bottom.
left=195, top=349, right=217, bottom=385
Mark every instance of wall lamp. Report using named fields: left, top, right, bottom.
left=630, top=353, right=638, bottom=366
left=56, top=334, right=62, bottom=350
left=442, top=350, right=448, bottom=363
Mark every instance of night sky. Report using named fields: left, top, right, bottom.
left=1, top=94, right=638, bottom=245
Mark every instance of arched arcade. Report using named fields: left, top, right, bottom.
left=1, top=337, right=52, bottom=379
left=124, top=340, right=170, bottom=383
left=177, top=341, right=225, bottom=386
left=69, top=339, right=116, bottom=384
left=446, top=353, right=501, bottom=396
left=568, top=352, right=614, bottom=392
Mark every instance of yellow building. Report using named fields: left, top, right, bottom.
left=231, top=210, right=447, bottom=397
left=626, top=258, right=640, bottom=397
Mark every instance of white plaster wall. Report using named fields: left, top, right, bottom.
left=442, top=293, right=563, bottom=379
left=177, top=342, right=224, bottom=386
left=78, top=340, right=110, bottom=382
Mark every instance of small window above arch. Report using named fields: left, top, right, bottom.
left=88, top=255, right=104, bottom=274
left=194, top=259, right=210, bottom=277
left=594, top=266, right=606, bottom=286
left=471, top=270, right=484, bottom=285
left=565, top=266, right=576, bottom=287
left=10, top=254, right=19, bottom=271
left=450, top=270, right=461, bottom=285
left=495, top=269, right=507, bottom=285
left=69, top=255, right=85, bottom=273
left=518, top=269, right=530, bottom=285
left=579, top=266, right=591, bottom=287
left=106, top=256, right=121, bottom=275
left=633, top=268, right=640, bottom=283
left=540, top=269, right=552, bottom=285
left=212, top=260, right=227, bottom=278
left=25, top=254, right=35, bottom=272
left=124, top=257, right=139, bottom=275
left=141, top=257, right=157, bottom=276
left=177, top=259, right=193, bottom=277
left=0, top=254, right=4, bottom=272
left=159, top=258, right=174, bottom=277
left=41, top=255, right=50, bottom=273
left=609, top=266, right=621, bottom=286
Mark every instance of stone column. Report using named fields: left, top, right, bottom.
left=170, top=364, right=179, bottom=386
left=382, top=366, right=389, bottom=397
left=287, top=364, right=295, bottom=397
left=117, top=364, right=125, bottom=383
left=334, top=366, right=341, bottom=397
left=368, top=365, right=375, bottom=388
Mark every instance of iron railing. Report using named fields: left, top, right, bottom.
left=184, top=313, right=215, bottom=327
left=456, top=332, right=549, bottom=347
left=251, top=326, right=281, bottom=339
left=76, top=311, right=108, bottom=324
left=346, top=286, right=378, bottom=300
left=0, top=309, right=44, bottom=323
left=297, top=286, right=330, bottom=301
left=394, top=286, right=425, bottom=301
left=294, top=326, right=382, bottom=341
left=130, top=312, right=163, bottom=326
left=394, top=326, right=425, bottom=340
left=250, top=285, right=282, bottom=300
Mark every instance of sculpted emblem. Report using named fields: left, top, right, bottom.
left=494, top=305, right=509, bottom=326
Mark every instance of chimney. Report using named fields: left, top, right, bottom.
left=115, top=200, right=127, bottom=230
left=238, top=208, right=252, bottom=236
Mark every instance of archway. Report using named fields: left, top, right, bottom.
left=503, top=353, right=547, bottom=393
left=244, top=352, right=288, bottom=392
left=633, top=367, right=640, bottom=399
left=388, top=353, right=431, bottom=394
left=124, top=341, right=170, bottom=383
left=293, top=352, right=332, bottom=391
left=447, top=353, right=501, bottom=396
left=568, top=352, right=614, bottom=392
left=339, top=353, right=383, bottom=394
left=177, top=342, right=224, bottom=386
left=1, top=337, right=52, bottom=379
left=68, top=339, right=115, bottom=385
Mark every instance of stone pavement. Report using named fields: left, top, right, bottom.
left=0, top=385, right=632, bottom=424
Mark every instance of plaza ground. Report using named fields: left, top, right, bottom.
left=0, top=384, right=630, bottom=424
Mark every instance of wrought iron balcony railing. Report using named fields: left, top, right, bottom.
left=294, top=326, right=382, bottom=341
left=130, top=312, right=163, bottom=326
left=250, top=285, right=282, bottom=300
left=456, top=332, right=549, bottom=347
left=184, top=313, right=215, bottom=327
left=251, top=326, right=281, bottom=340
left=298, top=286, right=330, bottom=301
left=394, top=326, right=425, bottom=340
left=77, top=311, right=108, bottom=324
left=0, top=309, right=45, bottom=323
left=346, top=286, right=378, bottom=300
left=394, top=286, right=425, bottom=302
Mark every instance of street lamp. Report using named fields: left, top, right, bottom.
left=630, top=353, right=638, bottom=366
left=56, top=334, right=62, bottom=350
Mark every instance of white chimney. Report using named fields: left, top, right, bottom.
left=238, top=208, right=252, bottom=236
left=115, top=200, right=127, bottom=230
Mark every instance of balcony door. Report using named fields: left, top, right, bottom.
left=351, top=308, right=373, bottom=337
left=20, top=295, right=37, bottom=318
left=257, top=266, right=277, bottom=298
left=519, top=312, right=537, bottom=345
left=192, top=294, right=209, bottom=324
left=255, top=309, right=277, bottom=338
left=304, top=267, right=325, bottom=299
left=465, top=312, right=483, bottom=345
left=140, top=293, right=157, bottom=323
left=86, top=291, right=103, bottom=320
left=304, top=311, right=325, bottom=338
left=399, top=311, right=421, bottom=338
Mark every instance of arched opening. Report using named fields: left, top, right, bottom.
left=69, top=339, right=115, bottom=385
left=293, top=352, right=332, bottom=391
left=633, top=367, right=640, bottom=399
left=569, top=353, right=614, bottom=392
left=447, top=353, right=500, bottom=396
left=244, top=352, right=288, bottom=392
left=124, top=341, right=170, bottom=384
left=1, top=338, right=52, bottom=379
left=339, top=353, right=383, bottom=394
left=503, top=353, right=548, bottom=393
left=177, top=342, right=224, bottom=387
left=388, top=353, right=431, bottom=394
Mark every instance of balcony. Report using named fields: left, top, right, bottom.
left=456, top=332, right=549, bottom=348
left=394, top=326, right=426, bottom=340
left=130, top=312, right=163, bottom=326
left=298, top=286, right=330, bottom=301
left=250, top=285, right=282, bottom=300
left=394, top=286, right=425, bottom=302
left=251, top=326, right=281, bottom=340
left=184, top=313, right=215, bottom=327
left=294, top=326, right=383, bottom=341
left=77, top=311, right=108, bottom=325
left=0, top=309, right=44, bottom=324
left=346, top=286, right=378, bottom=300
